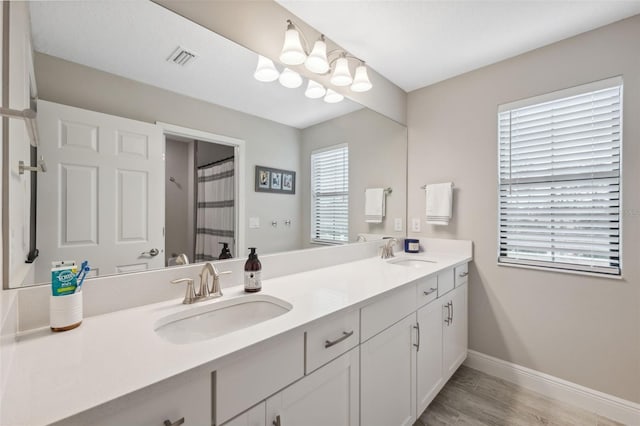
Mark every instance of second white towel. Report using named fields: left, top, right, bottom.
left=365, top=188, right=386, bottom=223
left=425, top=182, right=453, bottom=225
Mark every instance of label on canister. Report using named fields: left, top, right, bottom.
left=244, top=270, right=262, bottom=291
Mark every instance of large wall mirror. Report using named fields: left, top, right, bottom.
left=3, top=1, right=407, bottom=288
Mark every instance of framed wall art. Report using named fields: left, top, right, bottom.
left=255, top=165, right=296, bottom=194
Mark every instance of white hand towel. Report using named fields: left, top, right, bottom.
left=365, top=188, right=385, bottom=223
left=425, top=183, right=452, bottom=225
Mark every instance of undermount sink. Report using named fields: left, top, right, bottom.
left=387, top=257, right=437, bottom=268
left=155, top=294, right=292, bottom=344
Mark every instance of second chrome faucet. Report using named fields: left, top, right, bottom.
left=171, top=262, right=231, bottom=304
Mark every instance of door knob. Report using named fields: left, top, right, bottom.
left=142, top=248, right=160, bottom=257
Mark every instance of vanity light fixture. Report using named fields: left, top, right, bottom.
left=324, top=89, right=344, bottom=104
left=305, top=35, right=329, bottom=74
left=305, top=80, right=326, bottom=99
left=277, top=19, right=372, bottom=93
left=351, top=63, right=373, bottom=92
left=278, top=68, right=303, bottom=89
left=330, top=54, right=352, bottom=87
left=254, top=55, right=280, bottom=82
left=279, top=20, right=306, bottom=65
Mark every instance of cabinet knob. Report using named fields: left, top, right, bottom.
left=163, top=418, right=185, bottom=426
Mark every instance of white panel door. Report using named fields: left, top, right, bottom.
left=443, top=283, right=468, bottom=380
left=361, top=314, right=416, bottom=426
left=266, top=348, right=359, bottom=426
left=35, top=100, right=164, bottom=282
left=416, top=300, right=444, bottom=415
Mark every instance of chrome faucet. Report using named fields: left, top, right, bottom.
left=171, top=262, right=230, bottom=304
left=380, top=238, right=397, bottom=259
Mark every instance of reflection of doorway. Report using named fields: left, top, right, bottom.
left=160, top=123, right=245, bottom=264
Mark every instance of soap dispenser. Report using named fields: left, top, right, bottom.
left=218, top=242, right=233, bottom=260
left=244, top=247, right=262, bottom=293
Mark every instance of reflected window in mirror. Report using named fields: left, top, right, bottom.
left=311, top=144, right=349, bottom=244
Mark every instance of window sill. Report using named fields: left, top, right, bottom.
left=497, top=262, right=623, bottom=281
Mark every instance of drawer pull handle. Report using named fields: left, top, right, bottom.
left=163, top=418, right=185, bottom=426
left=458, top=271, right=469, bottom=277
left=273, top=414, right=282, bottom=426
left=324, top=330, right=354, bottom=348
left=423, top=287, right=437, bottom=296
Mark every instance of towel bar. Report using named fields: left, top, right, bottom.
left=421, top=183, right=454, bottom=190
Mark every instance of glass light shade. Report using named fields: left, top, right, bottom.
left=279, top=26, right=306, bottom=65
left=278, top=68, right=303, bottom=89
left=254, top=55, right=279, bottom=82
left=304, top=39, right=329, bottom=74
left=330, top=57, right=353, bottom=86
left=351, top=65, right=372, bottom=92
left=305, top=80, right=326, bottom=99
left=324, top=89, right=344, bottom=103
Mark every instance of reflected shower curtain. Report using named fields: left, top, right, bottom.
left=195, top=157, right=235, bottom=261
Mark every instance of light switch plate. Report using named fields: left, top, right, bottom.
left=249, top=217, right=260, bottom=228
left=411, top=218, right=421, bottom=232
left=394, top=218, right=403, bottom=232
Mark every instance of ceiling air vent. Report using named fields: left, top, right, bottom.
left=167, top=46, right=197, bottom=66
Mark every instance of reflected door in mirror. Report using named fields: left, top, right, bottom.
left=35, top=101, right=165, bottom=284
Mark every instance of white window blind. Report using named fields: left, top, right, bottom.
left=311, top=144, right=349, bottom=244
left=498, top=79, right=622, bottom=276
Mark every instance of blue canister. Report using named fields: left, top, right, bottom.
left=404, top=239, right=420, bottom=253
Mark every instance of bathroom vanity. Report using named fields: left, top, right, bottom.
left=1, top=240, right=471, bottom=426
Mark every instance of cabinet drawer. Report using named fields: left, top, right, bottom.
left=216, top=331, right=304, bottom=425
left=415, top=275, right=438, bottom=308
left=361, top=283, right=416, bottom=342
left=306, top=308, right=360, bottom=373
left=455, top=263, right=469, bottom=287
left=437, top=268, right=455, bottom=297
left=52, top=365, right=211, bottom=426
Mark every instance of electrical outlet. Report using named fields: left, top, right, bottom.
left=394, top=218, right=403, bottom=232
left=411, top=218, right=421, bottom=232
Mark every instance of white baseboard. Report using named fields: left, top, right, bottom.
left=464, top=350, right=640, bottom=425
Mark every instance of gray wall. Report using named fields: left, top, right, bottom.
left=407, top=15, right=640, bottom=403
left=165, top=139, right=191, bottom=261
left=196, top=141, right=234, bottom=167
left=300, top=108, right=407, bottom=246
left=34, top=52, right=302, bottom=255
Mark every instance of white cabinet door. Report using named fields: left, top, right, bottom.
left=443, top=282, right=468, bottom=379
left=51, top=366, right=210, bottom=426
left=36, top=100, right=165, bottom=282
left=416, top=300, right=444, bottom=415
left=361, top=314, right=416, bottom=426
left=223, top=403, right=265, bottom=426
left=266, top=347, right=359, bottom=426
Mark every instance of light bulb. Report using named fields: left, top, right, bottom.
left=305, top=80, right=326, bottom=99
left=279, top=22, right=306, bottom=65
left=304, top=37, right=329, bottom=74
left=279, top=68, right=303, bottom=89
left=254, top=55, right=279, bottom=82
left=351, top=64, right=372, bottom=92
left=324, top=89, right=344, bottom=103
left=330, top=56, right=353, bottom=86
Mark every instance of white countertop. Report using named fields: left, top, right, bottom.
left=1, top=251, right=471, bottom=426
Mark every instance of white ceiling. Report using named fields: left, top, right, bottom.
left=28, top=1, right=362, bottom=129
left=277, top=0, right=640, bottom=92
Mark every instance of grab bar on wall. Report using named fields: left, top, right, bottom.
left=0, top=107, right=39, bottom=147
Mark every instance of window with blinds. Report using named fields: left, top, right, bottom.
left=498, top=78, right=622, bottom=276
left=311, top=144, right=349, bottom=244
